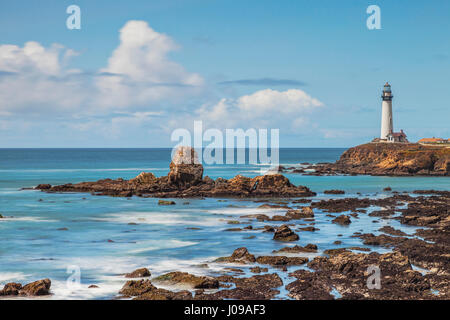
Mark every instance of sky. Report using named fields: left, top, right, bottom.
left=0, top=0, right=449, bottom=148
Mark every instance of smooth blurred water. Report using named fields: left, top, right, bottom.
left=0, top=149, right=448, bottom=299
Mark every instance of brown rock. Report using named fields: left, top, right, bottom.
left=332, top=215, right=351, bottom=225
left=154, top=272, right=219, bottom=289
left=125, top=268, right=151, bottom=278
left=256, top=256, right=309, bottom=266
left=273, top=225, right=299, bottom=241
left=0, top=282, right=22, bottom=296
left=19, top=279, right=51, bottom=296
left=214, top=247, right=256, bottom=264
left=168, top=146, right=203, bottom=187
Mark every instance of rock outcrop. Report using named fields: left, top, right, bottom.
left=0, top=279, right=51, bottom=296
left=34, top=147, right=316, bottom=199
left=273, top=225, right=299, bottom=241
left=309, top=143, right=449, bottom=176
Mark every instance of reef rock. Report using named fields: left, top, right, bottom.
left=273, top=225, right=299, bottom=241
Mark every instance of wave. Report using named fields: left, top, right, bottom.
left=128, top=240, right=198, bottom=254
left=91, top=211, right=221, bottom=227
left=0, top=272, right=29, bottom=284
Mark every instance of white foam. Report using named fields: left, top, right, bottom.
left=128, top=240, right=198, bottom=254
left=48, top=279, right=124, bottom=300
left=0, top=272, right=29, bottom=285
left=92, top=211, right=220, bottom=227
left=207, top=206, right=286, bottom=218
left=0, top=216, right=57, bottom=223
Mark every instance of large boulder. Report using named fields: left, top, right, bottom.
left=273, top=225, right=299, bottom=241
left=214, top=247, right=256, bottom=264
left=153, top=272, right=219, bottom=289
left=168, top=146, right=203, bottom=187
left=19, top=279, right=51, bottom=296
left=125, top=268, right=151, bottom=278
left=0, top=282, right=22, bottom=296
left=129, top=172, right=156, bottom=185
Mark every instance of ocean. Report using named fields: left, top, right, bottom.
left=0, top=148, right=448, bottom=299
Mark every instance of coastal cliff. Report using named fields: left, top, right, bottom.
left=311, top=143, right=450, bottom=176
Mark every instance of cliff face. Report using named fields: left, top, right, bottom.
left=336, top=143, right=450, bottom=176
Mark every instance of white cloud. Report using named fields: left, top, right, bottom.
left=238, top=88, right=323, bottom=116
left=0, top=20, right=204, bottom=116
left=0, top=41, right=62, bottom=75
left=95, top=20, right=204, bottom=109
left=194, top=88, right=323, bottom=130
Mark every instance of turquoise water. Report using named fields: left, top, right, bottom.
left=0, top=148, right=448, bottom=299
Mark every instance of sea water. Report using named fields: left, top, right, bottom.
left=0, top=148, right=448, bottom=299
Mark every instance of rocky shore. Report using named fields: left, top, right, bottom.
left=288, top=143, right=450, bottom=176
left=34, top=147, right=315, bottom=198
left=14, top=146, right=449, bottom=300
left=6, top=189, right=448, bottom=300
left=112, top=190, right=449, bottom=300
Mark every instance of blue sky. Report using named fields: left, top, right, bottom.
left=0, top=0, right=449, bottom=147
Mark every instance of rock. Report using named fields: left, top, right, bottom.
left=168, top=146, right=203, bottom=187
left=324, top=190, right=345, bottom=194
left=154, top=272, right=219, bottom=289
left=0, top=282, right=22, bottom=296
left=383, top=187, right=392, bottom=191
left=273, top=244, right=317, bottom=254
left=334, top=143, right=450, bottom=176
left=120, top=279, right=193, bottom=300
left=129, top=172, right=156, bottom=184
left=119, top=279, right=156, bottom=296
left=273, top=225, right=299, bottom=241
left=19, top=279, right=51, bottom=296
left=158, top=200, right=175, bottom=205
left=88, top=285, right=99, bottom=288
left=35, top=184, right=51, bottom=190
left=285, top=207, right=314, bottom=219
left=332, top=215, right=351, bottom=225
left=262, top=225, right=275, bottom=233
left=214, top=247, right=256, bottom=264
left=298, top=226, right=319, bottom=232
left=304, top=250, right=433, bottom=299
left=256, top=256, right=309, bottom=266
left=250, top=267, right=268, bottom=273
left=125, top=268, right=151, bottom=278
left=196, top=274, right=282, bottom=300
left=378, top=226, right=407, bottom=236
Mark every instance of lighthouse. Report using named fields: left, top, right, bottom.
left=376, top=82, right=408, bottom=143
left=380, top=82, right=393, bottom=140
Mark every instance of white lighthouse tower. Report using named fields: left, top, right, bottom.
left=380, top=82, right=394, bottom=140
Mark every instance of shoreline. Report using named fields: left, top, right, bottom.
left=2, top=189, right=448, bottom=300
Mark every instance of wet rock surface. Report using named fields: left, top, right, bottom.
left=125, top=268, right=151, bottom=278
left=35, top=152, right=316, bottom=199
left=273, top=225, right=299, bottom=241
left=0, top=279, right=51, bottom=296
left=153, top=272, right=219, bottom=289
left=104, top=191, right=444, bottom=300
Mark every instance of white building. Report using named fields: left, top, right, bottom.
left=378, top=82, right=408, bottom=143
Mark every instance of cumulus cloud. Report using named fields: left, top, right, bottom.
left=195, top=88, right=323, bottom=130
left=0, top=42, right=89, bottom=113
left=0, top=20, right=204, bottom=116
left=95, top=20, right=204, bottom=109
